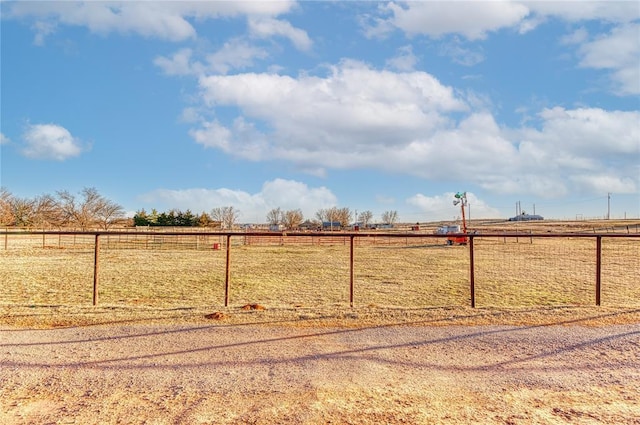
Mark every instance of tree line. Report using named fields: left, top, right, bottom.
left=266, top=206, right=398, bottom=229
left=1, top=187, right=400, bottom=230
left=134, top=206, right=398, bottom=230
left=133, top=206, right=239, bottom=230
left=0, top=187, right=125, bottom=230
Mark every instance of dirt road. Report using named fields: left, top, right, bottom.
left=1, top=318, right=639, bottom=424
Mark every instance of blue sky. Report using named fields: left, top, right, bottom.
left=1, top=1, right=639, bottom=223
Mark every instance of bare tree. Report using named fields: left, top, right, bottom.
left=57, top=187, right=124, bottom=229
left=266, top=207, right=283, bottom=226
left=10, top=197, right=36, bottom=227
left=0, top=188, right=15, bottom=226
left=0, top=187, right=123, bottom=229
left=327, top=207, right=339, bottom=224
left=358, top=210, right=373, bottom=226
left=56, top=190, right=80, bottom=228
left=95, top=197, right=125, bottom=229
left=282, top=209, right=304, bottom=229
left=315, top=208, right=327, bottom=222
left=78, top=187, right=102, bottom=229
left=315, top=207, right=350, bottom=229
left=335, top=207, right=351, bottom=226
left=211, top=206, right=240, bottom=230
left=381, top=210, right=398, bottom=224
left=1, top=191, right=60, bottom=228
left=33, top=194, right=63, bottom=228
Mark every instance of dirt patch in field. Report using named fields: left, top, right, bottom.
left=1, top=303, right=639, bottom=329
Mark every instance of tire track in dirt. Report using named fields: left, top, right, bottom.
left=1, top=323, right=639, bottom=424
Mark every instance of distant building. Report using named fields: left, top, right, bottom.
left=322, top=221, right=342, bottom=230
left=508, top=213, right=544, bottom=221
left=299, top=220, right=317, bottom=231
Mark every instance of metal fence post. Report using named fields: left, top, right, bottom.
left=224, top=234, right=231, bottom=307
left=596, top=236, right=602, bottom=306
left=93, top=234, right=100, bottom=306
left=469, top=235, right=476, bottom=308
left=350, top=235, right=354, bottom=308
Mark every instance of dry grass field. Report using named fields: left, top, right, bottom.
left=0, top=220, right=638, bottom=327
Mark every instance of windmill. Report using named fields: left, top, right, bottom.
left=447, top=191, right=468, bottom=245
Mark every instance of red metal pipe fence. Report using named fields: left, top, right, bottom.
left=2, top=230, right=638, bottom=308
left=469, top=236, right=476, bottom=308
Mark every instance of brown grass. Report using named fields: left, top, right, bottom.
left=1, top=225, right=638, bottom=328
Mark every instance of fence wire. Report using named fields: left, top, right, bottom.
left=601, top=237, right=640, bottom=305
left=474, top=237, right=596, bottom=306
left=1, top=231, right=638, bottom=308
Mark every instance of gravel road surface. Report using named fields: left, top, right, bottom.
left=1, top=322, right=639, bottom=424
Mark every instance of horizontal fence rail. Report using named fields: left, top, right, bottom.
left=2, top=230, right=639, bottom=309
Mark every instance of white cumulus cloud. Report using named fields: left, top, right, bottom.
left=190, top=57, right=639, bottom=199
left=509, top=107, right=640, bottom=195
left=154, top=48, right=201, bottom=76
left=386, top=45, right=418, bottom=71
left=138, top=179, right=337, bottom=222
left=364, top=1, right=638, bottom=98
left=248, top=16, right=312, bottom=51
left=376, top=1, right=530, bottom=40
left=577, top=23, right=640, bottom=95
left=370, top=1, right=639, bottom=41
left=570, top=174, right=637, bottom=194
left=438, top=38, right=485, bottom=66
left=206, top=39, right=270, bottom=74
left=21, top=123, right=86, bottom=161
left=531, top=107, right=639, bottom=156
left=194, top=60, right=468, bottom=169
left=407, top=192, right=500, bottom=221
left=154, top=40, right=270, bottom=77
left=525, top=1, right=640, bottom=24
left=5, top=1, right=298, bottom=44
